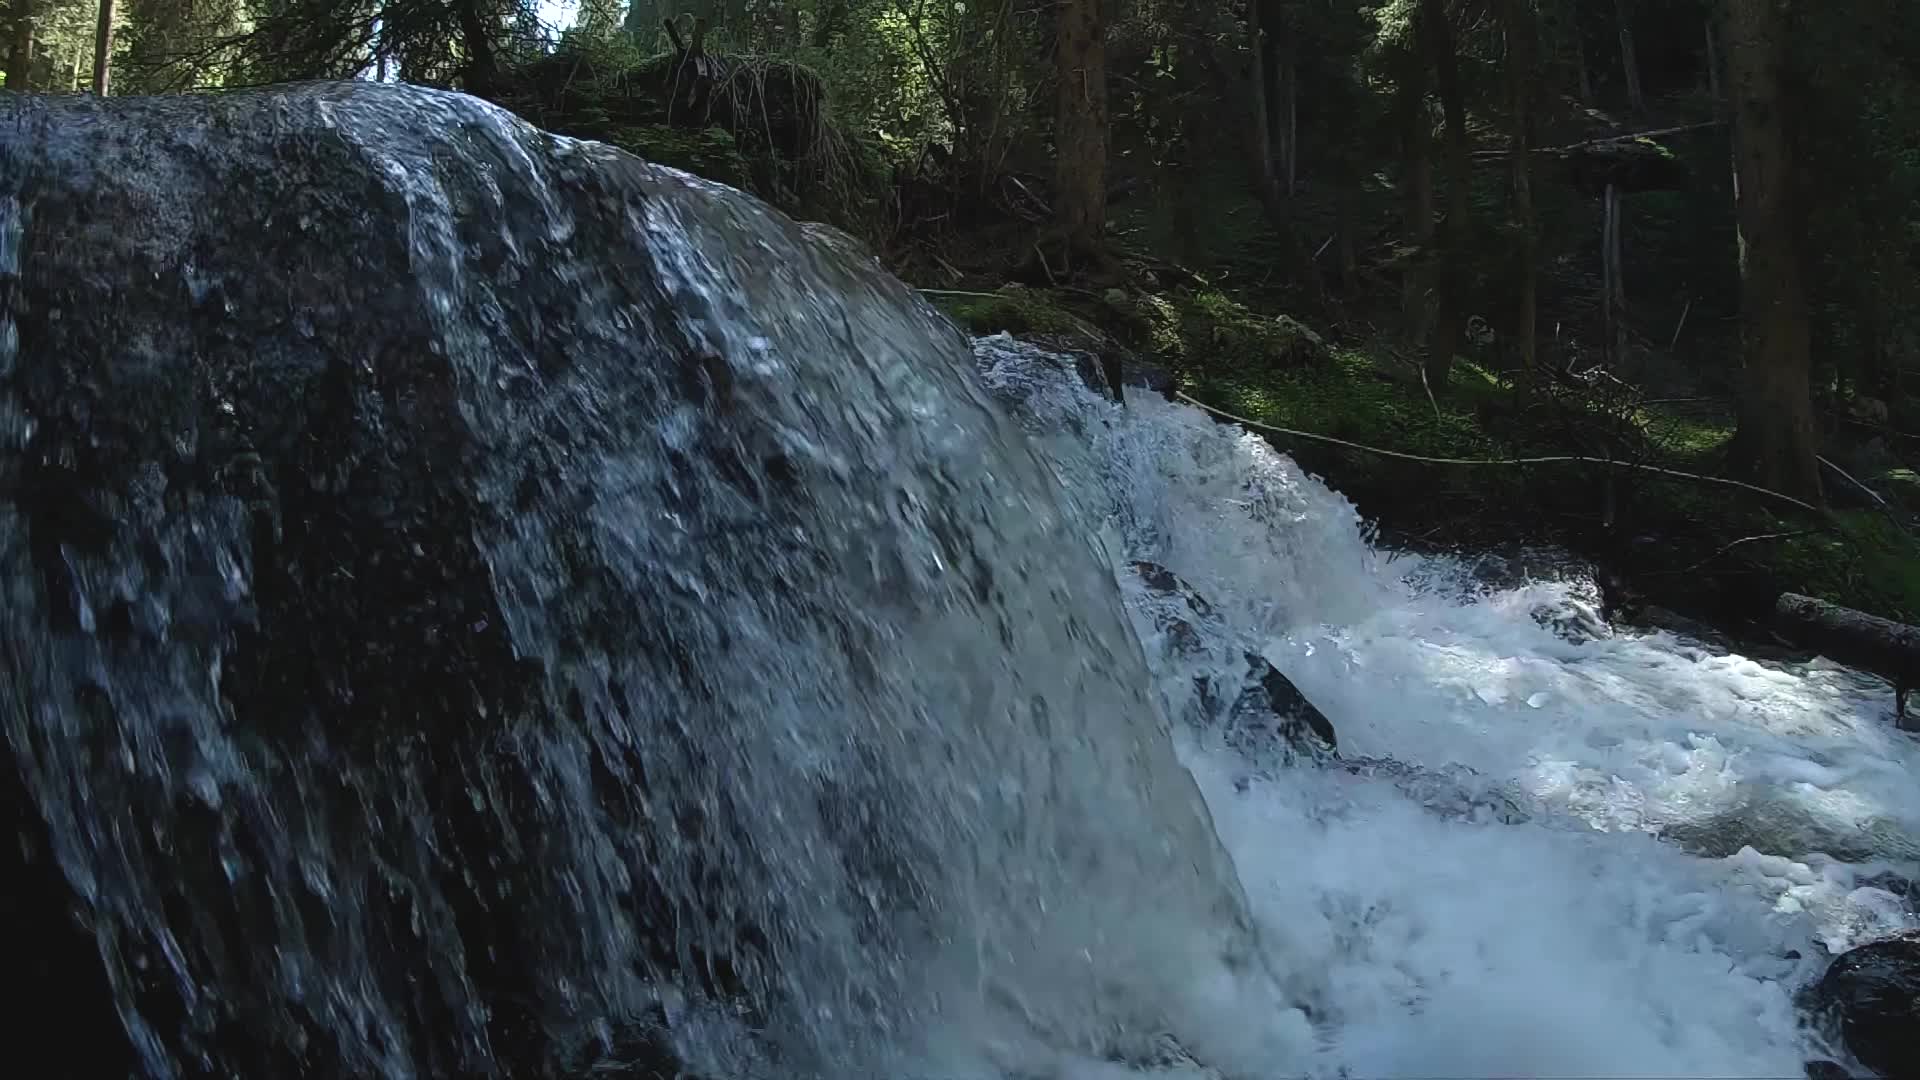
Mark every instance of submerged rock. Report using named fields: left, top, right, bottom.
left=1126, top=561, right=1337, bottom=762
left=1336, top=756, right=1531, bottom=825
left=1228, top=653, right=1339, bottom=759
left=1808, top=933, right=1920, bottom=1078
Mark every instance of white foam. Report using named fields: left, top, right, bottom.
left=974, top=335, right=1920, bottom=1077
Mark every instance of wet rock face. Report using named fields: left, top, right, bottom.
left=1809, top=934, right=1920, bottom=1078
left=0, top=81, right=752, bottom=1079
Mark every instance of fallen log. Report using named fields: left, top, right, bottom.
left=1774, top=593, right=1920, bottom=730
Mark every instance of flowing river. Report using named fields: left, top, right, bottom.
left=974, top=333, right=1920, bottom=1080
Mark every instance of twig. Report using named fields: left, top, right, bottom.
left=1837, top=415, right=1920, bottom=442
left=1313, top=234, right=1336, bottom=260
left=1417, top=362, right=1443, bottom=424
left=1174, top=391, right=1826, bottom=516
left=917, top=288, right=1005, bottom=300
left=1818, top=454, right=1896, bottom=516
left=1034, top=243, right=1057, bottom=286
left=1470, top=121, right=1725, bottom=159
left=1638, top=396, right=1719, bottom=407
left=1663, top=530, right=1814, bottom=575
left=1668, top=298, right=1692, bottom=350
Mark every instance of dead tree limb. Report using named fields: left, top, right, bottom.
left=1470, top=121, right=1725, bottom=160
left=1775, top=593, right=1920, bottom=729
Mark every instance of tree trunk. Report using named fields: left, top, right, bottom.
left=1723, top=0, right=1821, bottom=501
left=1420, top=0, right=1470, bottom=386
left=1507, top=0, right=1538, bottom=380
left=1395, top=50, right=1434, bottom=343
left=1573, top=28, right=1592, bottom=104
left=1246, top=0, right=1281, bottom=206
left=1052, top=0, right=1108, bottom=260
left=1601, top=183, right=1625, bottom=367
left=1615, top=0, right=1644, bottom=112
left=1240, top=0, right=1316, bottom=292
left=91, top=0, right=114, bottom=95
left=1704, top=20, right=1721, bottom=101
left=6, top=0, right=33, bottom=92
left=1336, top=195, right=1360, bottom=294
left=1775, top=593, right=1920, bottom=728
left=1267, top=43, right=1297, bottom=195
left=1280, top=55, right=1298, bottom=196
left=456, top=0, right=498, bottom=97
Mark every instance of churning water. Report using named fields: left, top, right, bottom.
left=975, top=334, right=1920, bottom=1079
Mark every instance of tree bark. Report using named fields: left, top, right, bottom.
left=1280, top=54, right=1298, bottom=197
left=1257, top=6, right=1300, bottom=197
left=1723, top=0, right=1821, bottom=501
left=1053, top=0, right=1108, bottom=261
left=1573, top=26, right=1592, bottom=104
left=1601, top=183, right=1625, bottom=367
left=1395, top=49, right=1434, bottom=343
left=1246, top=0, right=1281, bottom=206
left=1507, top=0, right=1539, bottom=380
left=91, top=0, right=114, bottom=95
left=1288, top=61, right=1300, bottom=194
left=1704, top=20, right=1721, bottom=101
left=1615, top=0, right=1644, bottom=112
left=6, top=0, right=32, bottom=92
left=1420, top=0, right=1471, bottom=386
left=456, top=0, right=498, bottom=97
left=1336, top=196, right=1360, bottom=294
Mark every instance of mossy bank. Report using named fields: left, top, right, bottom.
left=936, top=284, right=1920, bottom=632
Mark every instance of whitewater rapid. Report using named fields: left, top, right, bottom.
left=975, top=334, right=1920, bottom=1078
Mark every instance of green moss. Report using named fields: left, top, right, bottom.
left=931, top=287, right=1098, bottom=344
left=1638, top=403, right=1737, bottom=459
left=1771, top=511, right=1920, bottom=622
left=602, top=125, right=751, bottom=188
left=1164, top=289, right=1328, bottom=372
left=1195, top=344, right=1497, bottom=461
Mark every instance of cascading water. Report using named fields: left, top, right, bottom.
left=0, top=84, right=1273, bottom=1080
left=2, top=83, right=1916, bottom=1080
left=977, top=333, right=1920, bottom=1077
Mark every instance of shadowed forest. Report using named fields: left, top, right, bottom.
left=9, top=0, right=1920, bottom=629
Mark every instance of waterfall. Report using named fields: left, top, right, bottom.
left=0, top=84, right=1274, bottom=1080
left=2, top=84, right=1916, bottom=1080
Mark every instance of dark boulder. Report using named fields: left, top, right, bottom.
left=1226, top=654, right=1338, bottom=759
left=1126, top=561, right=1337, bottom=762
left=1808, top=934, right=1920, bottom=1078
